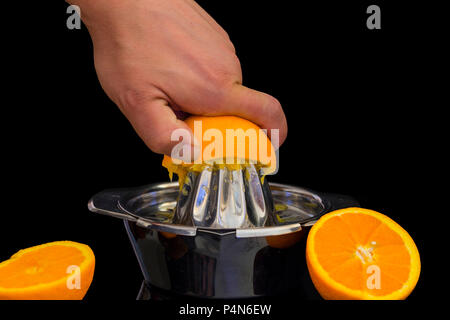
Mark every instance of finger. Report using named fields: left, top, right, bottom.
left=205, top=84, right=288, bottom=147
left=122, top=97, right=198, bottom=158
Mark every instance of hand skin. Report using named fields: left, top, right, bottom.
left=67, top=0, right=287, bottom=156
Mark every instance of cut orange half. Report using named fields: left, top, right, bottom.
left=306, top=208, right=420, bottom=300
left=0, top=241, right=95, bottom=300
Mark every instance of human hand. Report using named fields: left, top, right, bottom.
left=69, top=0, right=287, bottom=155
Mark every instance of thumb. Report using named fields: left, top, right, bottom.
left=216, top=84, right=287, bottom=146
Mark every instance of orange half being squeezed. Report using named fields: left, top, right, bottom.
left=162, top=115, right=277, bottom=183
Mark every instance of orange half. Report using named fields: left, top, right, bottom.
left=162, top=115, right=277, bottom=183
left=306, top=208, right=420, bottom=300
left=0, top=241, right=95, bottom=300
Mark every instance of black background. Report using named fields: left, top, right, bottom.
left=1, top=0, right=439, bottom=312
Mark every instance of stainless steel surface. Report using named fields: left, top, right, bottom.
left=88, top=179, right=359, bottom=298
left=173, top=165, right=273, bottom=229
left=88, top=180, right=357, bottom=237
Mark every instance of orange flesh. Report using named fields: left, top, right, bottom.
left=313, top=213, right=411, bottom=296
left=0, top=246, right=84, bottom=288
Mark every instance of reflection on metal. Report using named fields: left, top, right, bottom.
left=89, top=178, right=359, bottom=298
left=173, top=165, right=271, bottom=229
left=88, top=177, right=358, bottom=238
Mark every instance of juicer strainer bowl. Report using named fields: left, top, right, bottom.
left=88, top=181, right=357, bottom=237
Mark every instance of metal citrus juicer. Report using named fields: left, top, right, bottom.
left=88, top=116, right=358, bottom=299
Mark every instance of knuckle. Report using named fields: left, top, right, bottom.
left=118, top=88, right=150, bottom=112
left=264, top=95, right=287, bottom=138
left=268, top=95, right=282, bottom=109
left=265, top=95, right=283, bottom=117
left=200, top=76, right=231, bottom=108
left=209, top=71, right=232, bottom=90
left=207, top=59, right=240, bottom=91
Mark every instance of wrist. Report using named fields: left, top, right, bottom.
left=65, top=0, right=120, bottom=17
left=65, top=0, right=122, bottom=28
